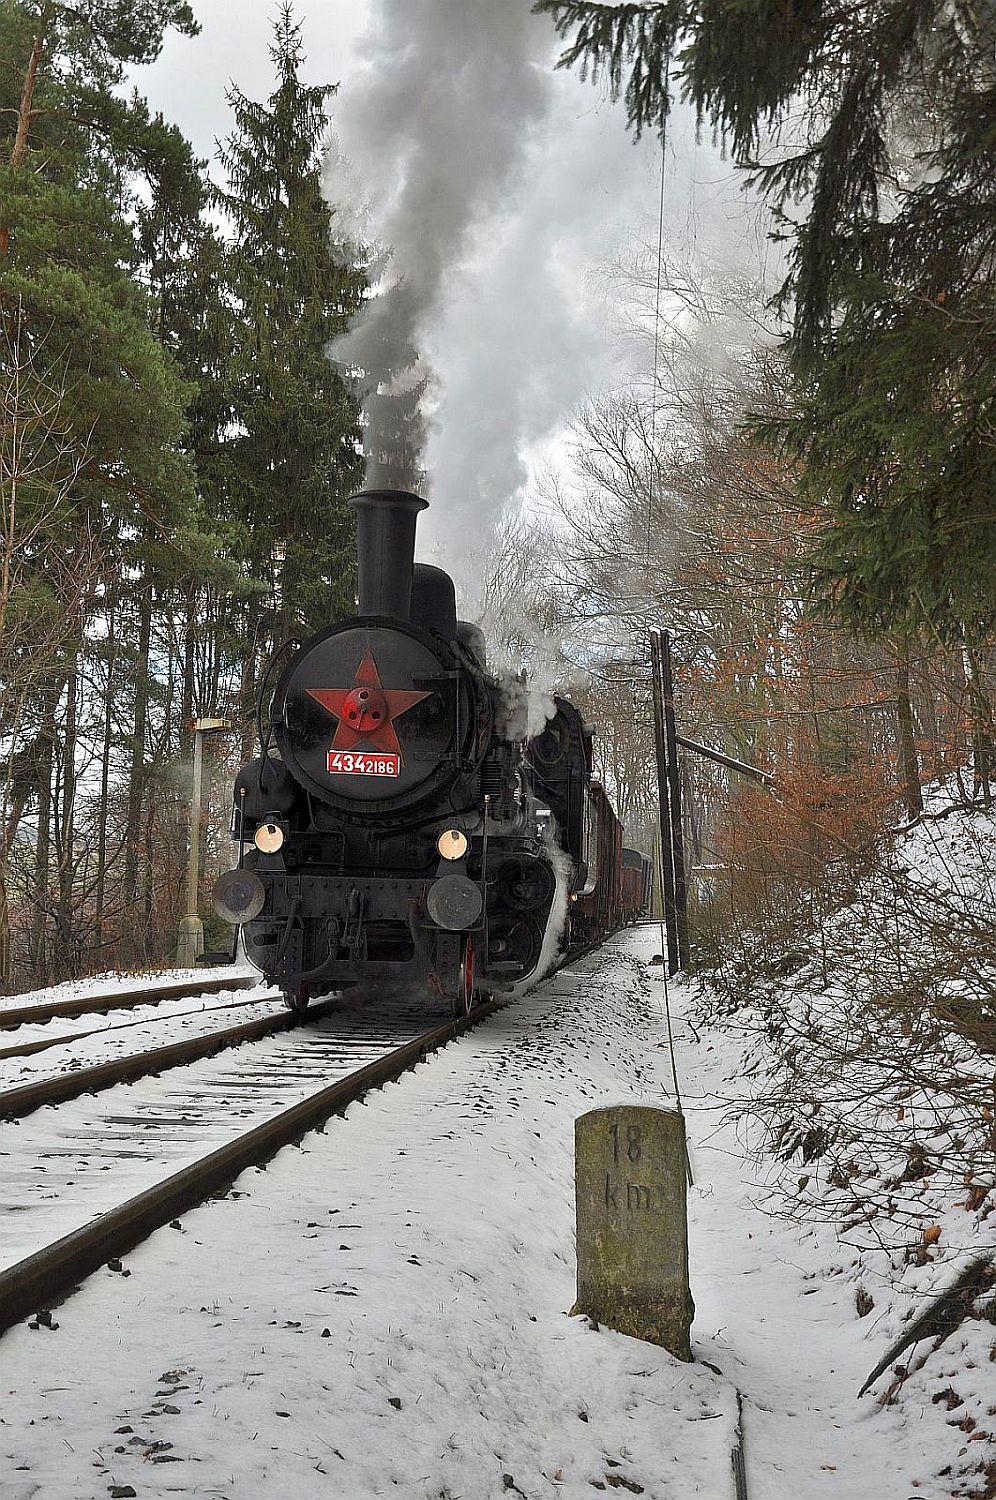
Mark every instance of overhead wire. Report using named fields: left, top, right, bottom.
left=647, top=121, right=691, bottom=1183
left=647, top=125, right=668, bottom=563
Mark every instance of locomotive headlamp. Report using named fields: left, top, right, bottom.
left=254, top=818, right=286, bottom=854
left=436, top=828, right=468, bottom=861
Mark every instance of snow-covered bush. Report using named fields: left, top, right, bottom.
left=697, top=792, right=996, bottom=1241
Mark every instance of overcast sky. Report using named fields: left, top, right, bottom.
left=136, top=1, right=770, bottom=578
left=138, top=1, right=366, bottom=164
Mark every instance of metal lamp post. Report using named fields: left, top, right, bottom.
left=177, top=717, right=233, bottom=966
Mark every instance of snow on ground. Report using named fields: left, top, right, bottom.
left=1, top=928, right=963, bottom=1499
left=1, top=1000, right=431, bottom=1271
left=694, top=791, right=996, bottom=1500
left=0, top=985, right=282, bottom=1090
left=685, top=1010, right=992, bottom=1500
left=0, top=963, right=257, bottom=1017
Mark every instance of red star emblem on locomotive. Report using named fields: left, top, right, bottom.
left=306, top=649, right=430, bottom=767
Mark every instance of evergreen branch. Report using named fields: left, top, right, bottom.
left=533, top=1, right=682, bottom=136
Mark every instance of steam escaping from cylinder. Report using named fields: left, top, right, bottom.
left=511, top=828, right=572, bottom=996
left=498, top=671, right=559, bottom=742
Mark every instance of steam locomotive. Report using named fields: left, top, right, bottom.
left=213, top=490, right=648, bottom=1014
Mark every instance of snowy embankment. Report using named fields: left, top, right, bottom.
left=0, top=988, right=282, bottom=1089
left=2, top=928, right=965, bottom=1499
left=698, top=792, right=996, bottom=1500
left=0, top=964, right=277, bottom=1093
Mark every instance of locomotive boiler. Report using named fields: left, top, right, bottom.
left=213, top=489, right=602, bottom=1014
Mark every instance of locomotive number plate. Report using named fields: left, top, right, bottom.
left=327, top=749, right=400, bottom=777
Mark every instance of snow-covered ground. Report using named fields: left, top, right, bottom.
left=2, top=927, right=974, bottom=1500
left=0, top=983, right=280, bottom=1090
left=0, top=998, right=434, bottom=1272
left=695, top=792, right=996, bottom=1500
left=0, top=962, right=256, bottom=1017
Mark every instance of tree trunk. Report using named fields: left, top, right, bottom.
left=0, top=8, right=49, bottom=258
left=182, top=586, right=196, bottom=745
left=239, top=617, right=258, bottom=762
left=142, top=791, right=157, bottom=956
left=963, top=645, right=994, bottom=804
left=94, top=604, right=117, bottom=946
left=54, top=651, right=79, bottom=977
left=207, top=595, right=223, bottom=713
left=0, top=785, right=28, bottom=989
left=31, top=723, right=54, bottom=986
left=0, top=867, right=10, bottom=992
left=894, top=639, right=922, bottom=820
left=122, top=588, right=153, bottom=924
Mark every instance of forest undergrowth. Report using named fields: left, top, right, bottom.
left=694, top=781, right=996, bottom=1496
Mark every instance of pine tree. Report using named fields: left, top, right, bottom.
left=0, top=0, right=202, bottom=628
left=0, top=0, right=203, bottom=980
left=215, top=2, right=365, bottom=644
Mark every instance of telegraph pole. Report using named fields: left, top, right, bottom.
left=660, top=630, right=690, bottom=972
left=650, top=631, right=679, bottom=974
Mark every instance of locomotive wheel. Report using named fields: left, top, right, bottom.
left=283, top=981, right=311, bottom=1015
left=487, top=913, right=544, bottom=978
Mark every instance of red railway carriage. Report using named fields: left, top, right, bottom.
left=570, top=790, right=651, bottom=948
left=571, top=783, right=622, bottom=947
left=620, top=847, right=651, bottom=924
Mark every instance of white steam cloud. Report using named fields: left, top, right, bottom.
left=329, top=0, right=554, bottom=513
left=326, top=0, right=773, bottom=574
left=498, top=670, right=559, bottom=743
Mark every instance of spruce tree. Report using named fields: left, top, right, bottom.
left=534, top=0, right=996, bottom=641
left=215, top=2, right=365, bottom=642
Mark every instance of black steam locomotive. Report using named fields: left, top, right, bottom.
left=213, top=489, right=640, bottom=1014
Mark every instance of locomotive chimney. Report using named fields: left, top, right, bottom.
left=348, top=488, right=428, bottom=621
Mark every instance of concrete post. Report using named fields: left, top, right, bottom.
left=176, top=718, right=232, bottom=967
left=574, top=1103, right=694, bottom=1359
left=177, top=726, right=205, bottom=967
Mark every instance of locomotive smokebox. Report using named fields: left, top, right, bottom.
left=349, top=488, right=428, bottom=621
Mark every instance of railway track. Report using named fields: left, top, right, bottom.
left=0, top=996, right=334, bottom=1118
left=0, top=986, right=282, bottom=1062
left=0, top=992, right=502, bottom=1335
left=0, top=969, right=259, bottom=1032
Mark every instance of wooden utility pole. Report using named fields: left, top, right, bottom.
left=660, top=630, right=690, bottom=973
left=650, top=631, right=679, bottom=974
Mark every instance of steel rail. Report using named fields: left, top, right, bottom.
left=0, top=990, right=280, bottom=1062
left=0, top=972, right=260, bottom=1032
left=0, top=996, right=503, bottom=1335
left=0, top=997, right=329, bottom=1120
